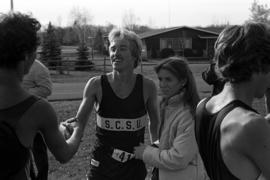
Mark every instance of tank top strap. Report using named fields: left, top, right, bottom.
left=0, top=95, right=40, bottom=127
left=100, top=74, right=143, bottom=100
left=132, top=74, right=143, bottom=96
left=215, top=99, right=258, bottom=127
left=100, top=74, right=108, bottom=92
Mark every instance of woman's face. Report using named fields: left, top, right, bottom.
left=157, top=69, right=184, bottom=98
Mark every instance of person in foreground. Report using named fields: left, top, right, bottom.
left=134, top=57, right=208, bottom=180
left=22, top=59, right=53, bottom=180
left=195, top=21, right=270, bottom=180
left=66, top=28, right=159, bottom=180
left=0, top=12, right=83, bottom=179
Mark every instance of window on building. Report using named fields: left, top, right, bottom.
left=160, top=38, right=192, bottom=51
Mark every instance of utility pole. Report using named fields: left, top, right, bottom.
left=10, top=0, right=14, bottom=12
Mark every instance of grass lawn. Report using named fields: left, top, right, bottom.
left=48, top=61, right=267, bottom=180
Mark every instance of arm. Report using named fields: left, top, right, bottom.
left=241, top=115, right=270, bottom=179
left=75, top=77, right=99, bottom=132
left=141, top=110, right=197, bottom=170
left=27, top=61, right=52, bottom=98
left=40, top=77, right=98, bottom=163
left=144, top=78, right=159, bottom=143
left=36, top=100, right=83, bottom=163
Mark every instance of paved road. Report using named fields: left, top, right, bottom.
left=48, top=82, right=85, bottom=101
left=48, top=79, right=212, bottom=102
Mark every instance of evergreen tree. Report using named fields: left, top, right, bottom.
left=75, top=42, right=93, bottom=71
left=40, top=22, right=63, bottom=73
left=93, top=28, right=104, bottom=54
left=249, top=0, right=270, bottom=23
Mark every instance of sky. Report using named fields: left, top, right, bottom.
left=0, top=0, right=269, bottom=28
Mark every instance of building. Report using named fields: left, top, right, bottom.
left=139, top=26, right=222, bottom=60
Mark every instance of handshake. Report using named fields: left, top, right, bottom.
left=59, top=117, right=78, bottom=139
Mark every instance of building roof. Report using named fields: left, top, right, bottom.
left=139, top=26, right=220, bottom=39
left=198, top=35, right=219, bottom=39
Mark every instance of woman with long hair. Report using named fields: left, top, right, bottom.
left=134, top=57, right=208, bottom=180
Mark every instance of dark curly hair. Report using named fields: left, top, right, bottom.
left=0, top=12, right=41, bottom=69
left=214, top=22, right=270, bottom=83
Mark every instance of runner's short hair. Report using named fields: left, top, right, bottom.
left=214, top=21, right=270, bottom=83
left=108, top=28, right=142, bottom=68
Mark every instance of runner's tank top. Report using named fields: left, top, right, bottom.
left=195, top=98, right=257, bottom=180
left=95, top=74, right=147, bottom=153
left=0, top=95, right=39, bottom=180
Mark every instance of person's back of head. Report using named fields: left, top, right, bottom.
left=214, top=22, right=270, bottom=83
left=0, top=12, right=40, bottom=70
left=108, top=28, right=142, bottom=68
left=154, top=56, right=200, bottom=114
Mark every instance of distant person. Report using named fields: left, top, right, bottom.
left=64, top=28, right=159, bottom=180
left=22, top=59, right=53, bottom=180
left=201, top=60, right=225, bottom=96
left=23, top=59, right=52, bottom=98
left=0, top=12, right=83, bottom=180
left=134, top=57, right=208, bottom=180
left=195, top=22, right=270, bottom=179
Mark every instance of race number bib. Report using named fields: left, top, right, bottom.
left=111, top=149, right=135, bottom=163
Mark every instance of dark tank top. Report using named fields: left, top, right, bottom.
left=195, top=98, right=257, bottom=180
left=95, top=74, right=147, bottom=152
left=0, top=95, right=39, bottom=180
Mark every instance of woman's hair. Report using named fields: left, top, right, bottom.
left=154, top=57, right=200, bottom=115
left=108, top=28, right=142, bottom=68
left=0, top=12, right=41, bottom=69
left=214, top=21, right=270, bottom=83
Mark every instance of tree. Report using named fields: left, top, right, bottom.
left=75, top=43, right=93, bottom=71
left=62, top=27, right=79, bottom=45
left=69, top=7, right=93, bottom=44
left=69, top=7, right=94, bottom=70
left=121, top=9, right=140, bottom=31
left=93, top=28, right=104, bottom=54
left=249, top=0, right=270, bottom=23
left=40, top=22, right=63, bottom=74
left=104, top=22, right=116, bottom=34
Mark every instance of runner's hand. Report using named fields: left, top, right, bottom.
left=59, top=117, right=78, bottom=139
left=59, top=122, right=72, bottom=139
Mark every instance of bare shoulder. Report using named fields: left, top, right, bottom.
left=84, top=76, right=102, bottom=95
left=29, top=99, right=57, bottom=120
left=21, top=98, right=58, bottom=130
left=222, top=107, right=270, bottom=149
left=240, top=109, right=270, bottom=139
left=223, top=107, right=265, bottom=131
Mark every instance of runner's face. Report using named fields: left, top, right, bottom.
left=157, top=69, right=184, bottom=98
left=109, top=38, right=135, bottom=71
